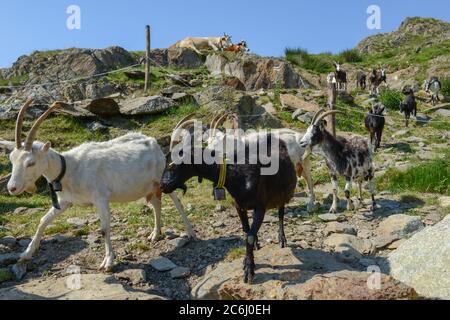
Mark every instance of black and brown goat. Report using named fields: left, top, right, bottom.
left=333, top=62, right=347, bottom=91
left=161, top=121, right=297, bottom=284
left=300, top=110, right=376, bottom=214
left=356, top=71, right=367, bottom=90
left=399, top=88, right=417, bottom=127
left=365, top=104, right=385, bottom=152
left=369, top=68, right=387, bottom=95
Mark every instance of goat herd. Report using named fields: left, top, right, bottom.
left=0, top=66, right=443, bottom=284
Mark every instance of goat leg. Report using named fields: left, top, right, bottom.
left=244, top=207, right=265, bottom=284
left=329, top=176, right=339, bottom=214
left=376, top=130, right=383, bottom=151
left=19, top=202, right=70, bottom=263
left=278, top=207, right=287, bottom=248
left=96, top=201, right=115, bottom=272
left=301, top=159, right=318, bottom=213
left=365, top=172, right=376, bottom=212
left=250, top=211, right=261, bottom=250
left=344, top=179, right=355, bottom=212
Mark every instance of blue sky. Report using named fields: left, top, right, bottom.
left=0, top=0, right=448, bottom=68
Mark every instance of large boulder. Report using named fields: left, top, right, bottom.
left=192, top=245, right=416, bottom=300
left=167, top=48, right=203, bottom=69
left=0, top=274, right=165, bottom=300
left=193, top=86, right=282, bottom=129
left=82, top=98, right=121, bottom=117
left=119, top=96, right=176, bottom=116
left=388, top=215, right=450, bottom=300
left=145, top=48, right=203, bottom=69
left=205, top=54, right=228, bottom=77
left=205, top=54, right=307, bottom=90
left=3, top=47, right=135, bottom=84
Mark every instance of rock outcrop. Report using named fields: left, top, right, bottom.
left=192, top=245, right=417, bottom=300
left=205, top=53, right=307, bottom=90
left=388, top=215, right=450, bottom=300
left=119, top=96, right=176, bottom=116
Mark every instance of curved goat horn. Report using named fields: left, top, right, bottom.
left=24, top=101, right=62, bottom=151
left=174, top=113, right=196, bottom=131
left=170, top=119, right=199, bottom=151
left=310, top=109, right=325, bottom=125
left=209, top=112, right=226, bottom=136
left=15, top=99, right=33, bottom=149
left=229, top=113, right=239, bottom=130
left=212, top=112, right=230, bottom=138
left=314, top=110, right=345, bottom=125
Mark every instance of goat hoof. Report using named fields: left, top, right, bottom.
left=329, top=208, right=338, bottom=214
left=19, top=252, right=33, bottom=264
left=148, top=232, right=163, bottom=242
left=279, top=235, right=287, bottom=248
left=243, top=258, right=255, bottom=284
left=99, top=257, right=115, bottom=272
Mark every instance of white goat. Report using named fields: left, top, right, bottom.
left=0, top=100, right=196, bottom=273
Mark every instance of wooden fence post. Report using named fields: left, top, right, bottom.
left=144, top=25, right=151, bottom=92
left=327, top=76, right=337, bottom=138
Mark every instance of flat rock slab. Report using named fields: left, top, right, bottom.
left=115, top=269, right=147, bottom=285
left=376, top=214, right=424, bottom=238
left=120, top=96, right=175, bottom=116
left=149, top=257, right=177, bottom=272
left=318, top=214, right=341, bottom=222
left=192, top=245, right=416, bottom=300
left=0, top=274, right=165, bottom=300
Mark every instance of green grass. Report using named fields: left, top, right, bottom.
left=285, top=48, right=334, bottom=74
left=377, top=159, right=450, bottom=195
left=441, top=78, right=450, bottom=97
left=338, top=49, right=363, bottom=63
left=0, top=269, right=13, bottom=283
left=0, top=74, right=29, bottom=87
left=335, top=102, right=366, bottom=134
left=285, top=47, right=364, bottom=74
left=224, top=247, right=245, bottom=262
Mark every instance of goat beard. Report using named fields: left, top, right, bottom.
left=179, top=184, right=188, bottom=195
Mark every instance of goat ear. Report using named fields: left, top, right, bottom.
left=40, top=142, right=51, bottom=153
left=0, top=140, right=15, bottom=153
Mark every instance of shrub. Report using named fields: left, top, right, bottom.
left=285, top=47, right=333, bottom=74
left=441, top=78, right=450, bottom=97
left=338, top=49, right=364, bottom=63
left=379, top=89, right=404, bottom=110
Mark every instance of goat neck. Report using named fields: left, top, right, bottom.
left=194, top=161, right=223, bottom=187
left=41, top=147, right=67, bottom=184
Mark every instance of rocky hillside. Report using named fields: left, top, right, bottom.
left=0, top=16, right=449, bottom=300
left=356, top=17, right=450, bottom=87
left=357, top=17, right=450, bottom=55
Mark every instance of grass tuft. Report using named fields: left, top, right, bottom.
left=377, top=159, right=450, bottom=195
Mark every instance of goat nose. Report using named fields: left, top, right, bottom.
left=9, top=186, right=17, bottom=193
